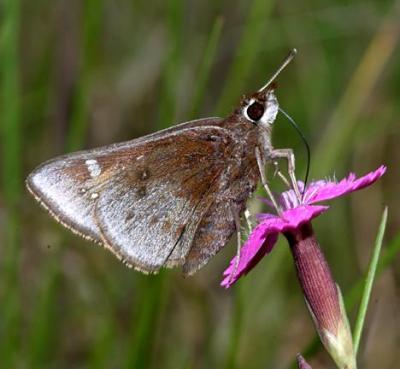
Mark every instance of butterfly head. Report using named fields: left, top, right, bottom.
left=241, top=86, right=279, bottom=128
left=240, top=48, right=297, bottom=129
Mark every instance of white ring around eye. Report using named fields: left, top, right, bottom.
left=243, top=98, right=257, bottom=122
left=242, top=93, right=279, bottom=125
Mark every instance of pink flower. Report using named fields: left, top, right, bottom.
left=221, top=165, right=386, bottom=288
left=221, top=166, right=385, bottom=369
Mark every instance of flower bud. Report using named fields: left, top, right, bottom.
left=285, top=223, right=357, bottom=369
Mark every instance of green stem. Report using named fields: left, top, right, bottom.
left=224, top=284, right=244, bottom=369
left=353, top=207, right=388, bottom=354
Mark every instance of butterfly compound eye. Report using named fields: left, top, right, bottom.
left=246, top=101, right=265, bottom=122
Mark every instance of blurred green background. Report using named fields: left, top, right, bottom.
left=1, top=0, right=399, bottom=368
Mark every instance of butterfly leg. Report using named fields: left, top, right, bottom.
left=272, top=160, right=291, bottom=188
left=255, top=147, right=282, bottom=215
left=270, top=148, right=302, bottom=201
left=230, top=203, right=242, bottom=280
left=244, top=209, right=253, bottom=233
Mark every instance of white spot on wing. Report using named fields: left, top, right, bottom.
left=91, top=192, right=99, bottom=199
left=85, top=159, right=101, bottom=177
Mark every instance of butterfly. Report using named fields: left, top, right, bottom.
left=26, top=49, right=300, bottom=276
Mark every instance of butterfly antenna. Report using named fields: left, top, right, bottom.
left=278, top=107, right=311, bottom=199
left=259, top=49, right=298, bottom=92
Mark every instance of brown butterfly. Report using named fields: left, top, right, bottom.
left=26, top=49, right=300, bottom=275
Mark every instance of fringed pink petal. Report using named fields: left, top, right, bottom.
left=221, top=205, right=328, bottom=288
left=305, top=166, right=386, bottom=204
left=280, top=205, right=328, bottom=228
left=221, top=223, right=279, bottom=288
left=221, top=166, right=386, bottom=288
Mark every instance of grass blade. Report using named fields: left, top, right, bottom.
left=156, top=0, right=184, bottom=129
left=216, top=0, right=275, bottom=115
left=313, top=5, right=400, bottom=176
left=26, top=260, right=60, bottom=367
left=0, top=0, right=22, bottom=366
left=352, top=206, right=388, bottom=354
left=344, top=231, right=400, bottom=311
left=66, top=0, right=103, bottom=151
left=189, top=17, right=224, bottom=119
left=123, top=274, right=167, bottom=369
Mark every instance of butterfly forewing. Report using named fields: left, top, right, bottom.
left=27, top=119, right=236, bottom=272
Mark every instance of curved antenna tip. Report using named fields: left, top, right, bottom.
left=259, top=48, right=298, bottom=92
left=285, top=48, right=298, bottom=65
